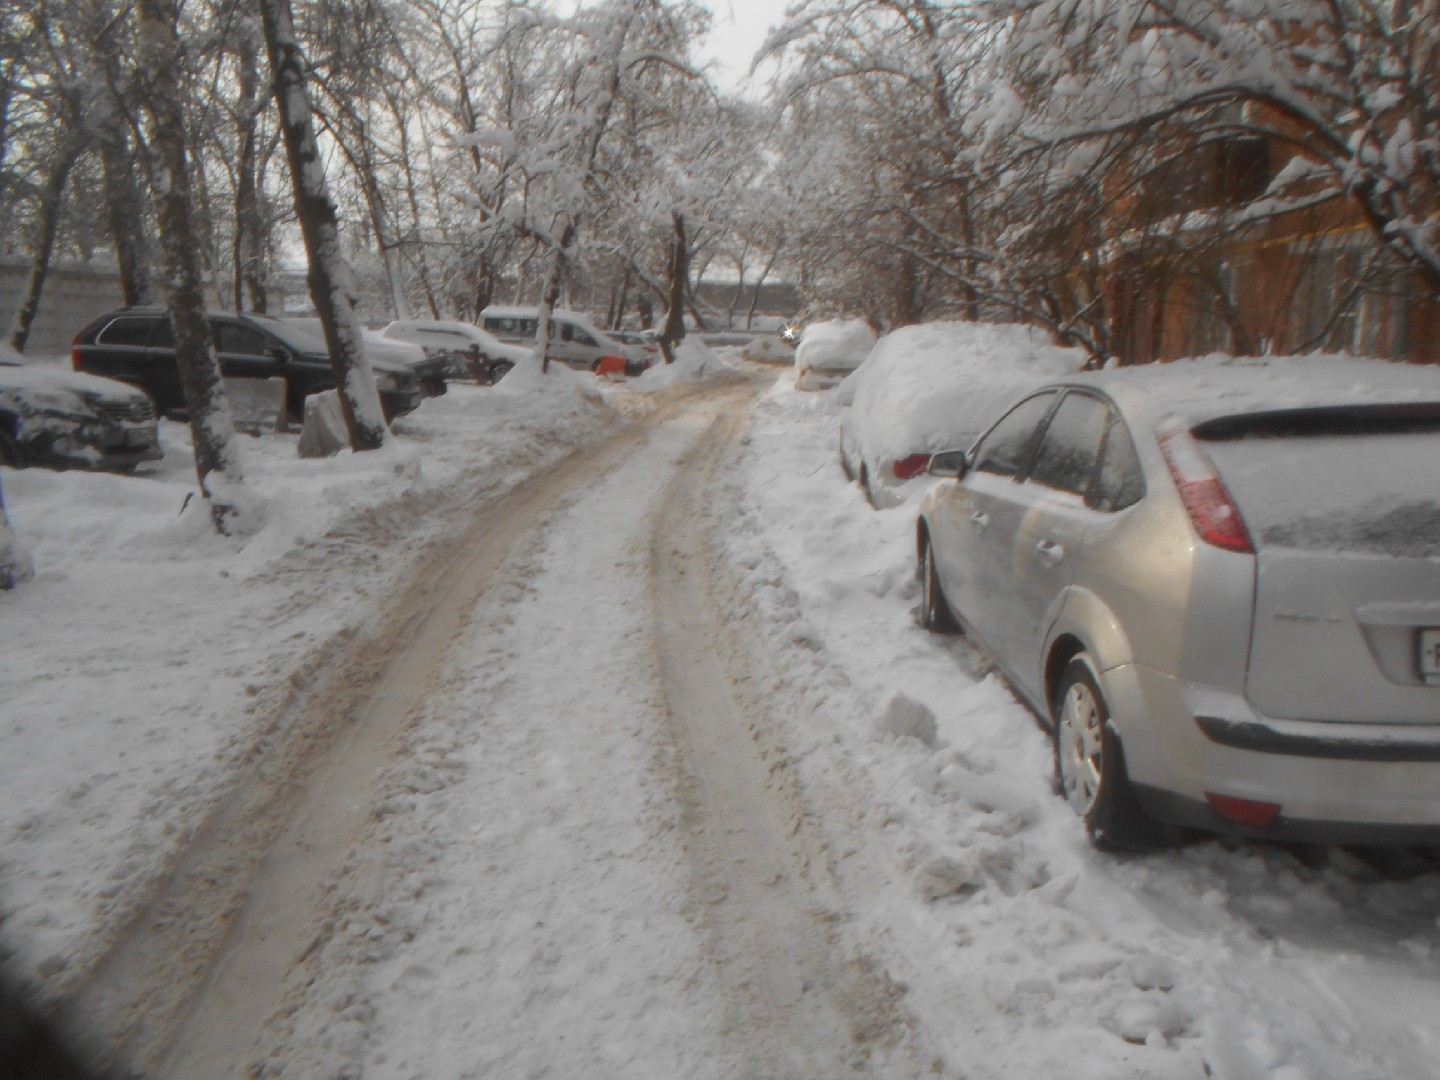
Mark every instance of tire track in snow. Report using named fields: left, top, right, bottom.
left=62, top=391, right=712, bottom=1079
left=651, top=405, right=940, bottom=1079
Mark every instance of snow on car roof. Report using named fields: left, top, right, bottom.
left=1069, top=353, right=1440, bottom=424
left=847, top=321, right=1088, bottom=464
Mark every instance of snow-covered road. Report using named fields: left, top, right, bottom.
left=6, top=352, right=1440, bottom=1080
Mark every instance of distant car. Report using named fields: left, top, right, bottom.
left=71, top=308, right=426, bottom=424
left=479, top=306, right=642, bottom=372
left=379, top=319, right=529, bottom=384
left=839, top=323, right=1087, bottom=507
left=917, top=355, right=1440, bottom=850
left=794, top=320, right=875, bottom=391
left=607, top=330, right=661, bottom=373
left=0, top=350, right=162, bottom=471
left=280, top=318, right=449, bottom=399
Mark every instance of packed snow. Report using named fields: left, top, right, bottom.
left=3, top=341, right=1440, bottom=1079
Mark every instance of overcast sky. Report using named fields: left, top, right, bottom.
left=694, top=0, right=786, bottom=97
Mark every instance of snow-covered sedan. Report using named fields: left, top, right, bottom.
left=916, top=354, right=1440, bottom=850
left=380, top=318, right=531, bottom=383
left=0, top=350, right=163, bottom=471
left=839, top=322, right=1086, bottom=507
left=793, top=319, right=876, bottom=391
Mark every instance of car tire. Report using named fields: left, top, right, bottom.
left=0, top=424, right=19, bottom=467
left=1053, top=656, right=1167, bottom=852
left=920, top=538, right=960, bottom=634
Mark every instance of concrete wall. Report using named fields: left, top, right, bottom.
left=0, top=258, right=125, bottom=359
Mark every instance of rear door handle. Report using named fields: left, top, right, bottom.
left=1035, top=540, right=1065, bottom=567
left=970, top=511, right=989, bottom=533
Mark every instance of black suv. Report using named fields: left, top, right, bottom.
left=71, top=309, right=438, bottom=424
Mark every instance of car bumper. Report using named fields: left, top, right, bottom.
left=15, top=422, right=164, bottom=471
left=1107, top=663, right=1440, bottom=842
left=379, top=386, right=425, bottom=421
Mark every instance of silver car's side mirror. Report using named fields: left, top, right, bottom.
left=927, top=450, right=969, bottom=479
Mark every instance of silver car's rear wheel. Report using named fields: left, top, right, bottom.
left=1057, top=669, right=1105, bottom=816
left=1053, top=656, right=1167, bottom=851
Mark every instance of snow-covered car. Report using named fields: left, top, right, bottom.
left=0, top=349, right=163, bottom=471
left=793, top=320, right=876, bottom=391
left=839, top=322, right=1087, bottom=507
left=380, top=319, right=530, bottom=384
left=916, top=354, right=1440, bottom=849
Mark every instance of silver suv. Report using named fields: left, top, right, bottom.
left=917, top=355, right=1440, bottom=849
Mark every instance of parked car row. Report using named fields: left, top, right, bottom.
left=1, top=306, right=675, bottom=477
left=70, top=308, right=434, bottom=425
left=818, top=324, right=1440, bottom=852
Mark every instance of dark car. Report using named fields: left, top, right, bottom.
left=71, top=308, right=425, bottom=424
left=0, top=352, right=163, bottom=471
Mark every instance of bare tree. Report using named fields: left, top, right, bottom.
left=258, top=0, right=387, bottom=449
left=134, top=0, right=250, bottom=535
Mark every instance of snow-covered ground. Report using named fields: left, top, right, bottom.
left=4, top=345, right=1440, bottom=1079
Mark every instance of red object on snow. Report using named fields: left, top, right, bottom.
left=595, top=355, right=628, bottom=379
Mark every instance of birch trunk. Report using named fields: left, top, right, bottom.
left=258, top=0, right=386, bottom=451
left=134, top=0, right=248, bottom=536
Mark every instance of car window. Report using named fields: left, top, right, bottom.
left=572, top=329, right=597, bottom=348
left=972, top=392, right=1057, bottom=479
left=150, top=319, right=174, bottom=347
left=1028, top=391, right=1109, bottom=495
left=97, top=317, right=159, bottom=347
left=1090, top=413, right=1146, bottom=511
left=213, top=322, right=271, bottom=356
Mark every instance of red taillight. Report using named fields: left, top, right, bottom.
left=1156, top=416, right=1253, bottom=554
left=1205, top=792, right=1280, bottom=830
left=892, top=453, right=932, bottom=481
left=71, top=335, right=83, bottom=370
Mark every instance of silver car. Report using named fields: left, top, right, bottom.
left=916, top=356, right=1440, bottom=849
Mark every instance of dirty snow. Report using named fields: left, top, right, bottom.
left=3, top=348, right=1440, bottom=1079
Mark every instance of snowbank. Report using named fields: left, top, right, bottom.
left=631, top=338, right=735, bottom=391
left=0, top=364, right=618, bottom=994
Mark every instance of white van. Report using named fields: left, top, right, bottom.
left=479, top=306, right=644, bottom=372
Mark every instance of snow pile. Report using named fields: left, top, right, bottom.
left=0, top=363, right=618, bottom=994
left=497, top=352, right=603, bottom=401
left=847, top=321, right=1088, bottom=474
left=739, top=335, right=793, bottom=363
left=794, top=319, right=876, bottom=377
left=632, top=337, right=735, bottom=391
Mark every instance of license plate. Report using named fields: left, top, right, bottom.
left=1422, top=628, right=1440, bottom=681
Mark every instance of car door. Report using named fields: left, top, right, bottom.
left=994, top=390, right=1111, bottom=702
left=211, top=319, right=283, bottom=381
left=929, top=391, right=1059, bottom=654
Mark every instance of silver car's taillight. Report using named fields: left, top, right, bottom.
left=1155, top=416, right=1254, bottom=554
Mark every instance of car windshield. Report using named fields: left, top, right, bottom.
left=1197, top=405, right=1440, bottom=557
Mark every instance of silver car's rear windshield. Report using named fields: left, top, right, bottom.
left=1194, top=405, right=1440, bottom=558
